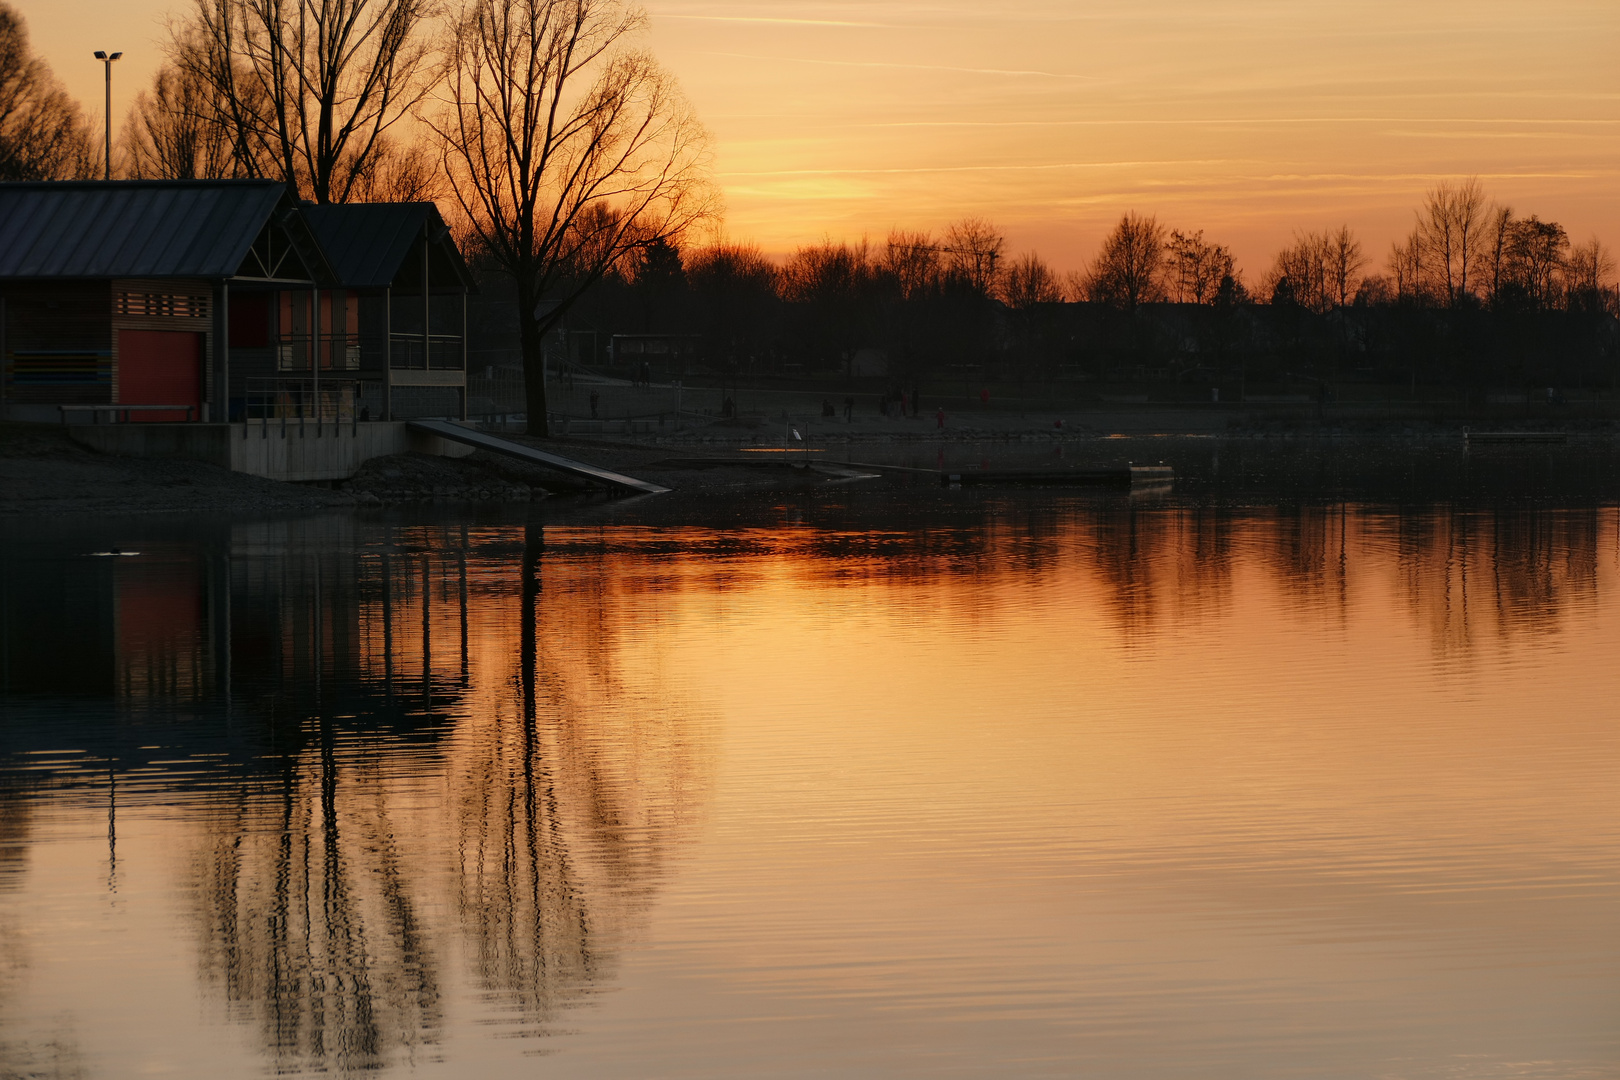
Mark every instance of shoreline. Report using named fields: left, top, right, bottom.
left=4, top=418, right=1616, bottom=518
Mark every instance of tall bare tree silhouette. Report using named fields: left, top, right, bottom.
left=432, top=0, right=713, bottom=437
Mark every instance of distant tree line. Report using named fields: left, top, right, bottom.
left=561, top=178, right=1617, bottom=401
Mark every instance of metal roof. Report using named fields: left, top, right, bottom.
left=300, top=202, right=472, bottom=289
left=0, top=180, right=294, bottom=280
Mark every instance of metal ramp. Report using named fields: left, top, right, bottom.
left=408, top=419, right=670, bottom=495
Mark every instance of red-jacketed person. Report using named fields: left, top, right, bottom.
left=936, top=407, right=946, bottom=429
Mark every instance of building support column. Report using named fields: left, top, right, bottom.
left=421, top=221, right=431, bottom=381
left=218, top=281, right=230, bottom=423
left=311, top=284, right=320, bottom=424
left=0, top=294, right=7, bottom=418
left=383, top=286, right=392, bottom=420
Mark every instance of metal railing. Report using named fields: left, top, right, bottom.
left=59, top=403, right=197, bottom=423
left=245, top=377, right=383, bottom=421
left=274, top=335, right=364, bottom=373
left=389, top=334, right=465, bottom=371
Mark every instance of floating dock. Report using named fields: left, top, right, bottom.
left=941, top=464, right=1173, bottom=487
left=1465, top=431, right=1568, bottom=445
left=407, top=420, right=671, bottom=495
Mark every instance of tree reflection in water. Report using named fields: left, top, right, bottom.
left=178, top=519, right=713, bottom=1071
left=0, top=499, right=1614, bottom=1074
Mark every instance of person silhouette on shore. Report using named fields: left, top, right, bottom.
left=589, top=390, right=599, bottom=418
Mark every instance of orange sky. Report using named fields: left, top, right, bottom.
left=22, top=0, right=1620, bottom=278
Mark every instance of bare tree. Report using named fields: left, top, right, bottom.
left=1416, top=178, right=1487, bottom=305
left=0, top=1, right=96, bottom=180
left=1324, top=226, right=1365, bottom=310
left=1353, top=274, right=1395, bottom=306
left=1505, top=215, right=1569, bottom=310
left=1079, top=212, right=1166, bottom=310
left=883, top=229, right=942, bottom=301
left=1266, top=233, right=1331, bottom=313
left=433, top=0, right=712, bottom=436
left=686, top=241, right=777, bottom=358
left=941, top=218, right=1004, bottom=296
left=1388, top=227, right=1429, bottom=305
left=122, top=47, right=245, bottom=180
left=780, top=238, right=876, bottom=375
left=1564, top=237, right=1615, bottom=313
left=348, top=134, right=446, bottom=202
left=1164, top=229, right=1234, bottom=305
left=176, top=0, right=435, bottom=202
left=1268, top=226, right=1362, bottom=311
left=1483, top=204, right=1514, bottom=306
left=998, top=252, right=1062, bottom=310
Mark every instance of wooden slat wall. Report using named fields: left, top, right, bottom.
left=1, top=282, right=113, bottom=404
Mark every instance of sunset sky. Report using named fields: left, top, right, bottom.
left=22, top=0, right=1620, bottom=278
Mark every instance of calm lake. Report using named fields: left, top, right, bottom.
left=2, top=445, right=1618, bottom=1078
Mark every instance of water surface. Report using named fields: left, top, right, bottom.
left=1, top=490, right=1617, bottom=1078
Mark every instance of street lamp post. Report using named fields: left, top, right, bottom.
left=92, top=50, right=121, bottom=180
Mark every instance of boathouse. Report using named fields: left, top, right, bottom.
left=0, top=179, right=328, bottom=424
left=0, top=180, right=478, bottom=479
left=0, top=180, right=473, bottom=425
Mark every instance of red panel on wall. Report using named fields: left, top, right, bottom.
left=118, top=330, right=202, bottom=421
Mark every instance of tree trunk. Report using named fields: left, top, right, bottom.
left=517, top=283, right=551, bottom=438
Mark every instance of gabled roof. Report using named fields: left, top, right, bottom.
left=0, top=180, right=297, bottom=280
left=301, top=202, right=473, bottom=289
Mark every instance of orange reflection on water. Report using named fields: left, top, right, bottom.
left=0, top=503, right=1616, bottom=1078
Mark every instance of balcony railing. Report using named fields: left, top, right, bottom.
left=274, top=335, right=364, bottom=373
left=389, top=334, right=465, bottom=371
left=245, top=377, right=383, bottom=421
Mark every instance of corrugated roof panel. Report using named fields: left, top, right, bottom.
left=302, top=203, right=458, bottom=288
left=0, top=180, right=289, bottom=279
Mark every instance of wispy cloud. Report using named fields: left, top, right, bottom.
left=662, top=14, right=898, bottom=28
left=704, top=51, right=1094, bottom=80
left=865, top=117, right=1620, bottom=128
left=718, top=160, right=1245, bottom=178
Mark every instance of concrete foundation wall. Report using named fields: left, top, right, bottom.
left=68, top=420, right=471, bottom=482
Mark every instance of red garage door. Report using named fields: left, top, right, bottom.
left=119, top=330, right=202, bottom=421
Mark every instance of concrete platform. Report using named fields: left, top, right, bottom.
left=68, top=420, right=471, bottom=482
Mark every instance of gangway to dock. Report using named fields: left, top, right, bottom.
left=407, top=419, right=671, bottom=495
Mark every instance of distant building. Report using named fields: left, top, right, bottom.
left=608, top=333, right=701, bottom=372
left=0, top=180, right=472, bottom=424
left=850, top=348, right=888, bottom=378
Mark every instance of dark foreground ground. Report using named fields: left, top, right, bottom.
left=0, top=422, right=884, bottom=516
left=4, top=418, right=1618, bottom=517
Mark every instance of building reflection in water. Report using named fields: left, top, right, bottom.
left=0, top=516, right=716, bottom=1073
left=0, top=500, right=1614, bottom=1073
